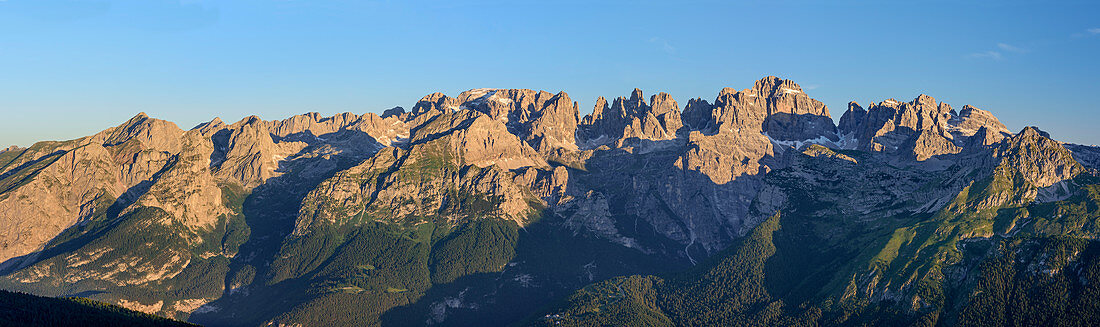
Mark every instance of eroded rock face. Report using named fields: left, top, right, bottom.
left=407, top=110, right=547, bottom=170
left=580, top=89, right=684, bottom=146
left=292, top=110, right=550, bottom=233
left=1065, top=143, right=1100, bottom=171
left=0, top=109, right=409, bottom=268
left=688, top=77, right=838, bottom=142
left=837, top=102, right=866, bottom=138
left=905, top=127, right=962, bottom=161
left=840, top=95, right=952, bottom=154
left=0, top=78, right=1040, bottom=269
left=456, top=89, right=581, bottom=153
left=411, top=92, right=460, bottom=115
left=120, top=131, right=228, bottom=230
left=995, top=126, right=1083, bottom=188
left=1, top=76, right=1083, bottom=325
left=0, top=114, right=183, bottom=264
left=838, top=95, right=1017, bottom=161
left=681, top=98, right=714, bottom=130
left=207, top=112, right=408, bottom=188
left=949, top=105, right=1010, bottom=138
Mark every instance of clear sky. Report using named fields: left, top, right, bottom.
left=1, top=0, right=1098, bottom=147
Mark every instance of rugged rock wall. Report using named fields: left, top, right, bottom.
left=3, top=76, right=1098, bottom=325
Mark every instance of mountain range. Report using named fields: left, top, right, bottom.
left=2, top=76, right=1099, bottom=326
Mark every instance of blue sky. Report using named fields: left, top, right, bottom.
left=1, top=0, right=1098, bottom=146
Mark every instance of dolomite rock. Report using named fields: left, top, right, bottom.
left=2, top=77, right=1080, bottom=323
left=452, top=88, right=580, bottom=153
left=580, top=89, right=685, bottom=145
left=688, top=76, right=837, bottom=142
left=838, top=95, right=1014, bottom=161
left=0, top=114, right=183, bottom=264
left=995, top=126, right=1083, bottom=188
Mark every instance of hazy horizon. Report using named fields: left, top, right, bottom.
left=2, top=0, right=1099, bottom=147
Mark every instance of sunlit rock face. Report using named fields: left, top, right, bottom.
left=4, top=76, right=1096, bottom=326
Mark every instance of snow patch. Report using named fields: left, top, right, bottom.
left=464, top=88, right=494, bottom=99
left=765, top=133, right=836, bottom=150
left=580, top=134, right=613, bottom=150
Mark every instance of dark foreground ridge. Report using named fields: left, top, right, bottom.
left=0, top=289, right=194, bottom=326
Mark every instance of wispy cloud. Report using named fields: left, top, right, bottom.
left=648, top=37, right=676, bottom=55
left=969, top=42, right=1028, bottom=60
left=803, top=84, right=821, bottom=91
left=997, top=43, right=1026, bottom=53
left=968, top=51, right=1002, bottom=60
left=1072, top=28, right=1100, bottom=38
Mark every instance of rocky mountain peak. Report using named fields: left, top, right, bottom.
left=840, top=94, right=960, bottom=159
left=948, top=104, right=1010, bottom=141
left=581, top=77, right=836, bottom=146
left=411, top=92, right=458, bottom=115
left=4, top=78, right=1100, bottom=326
left=995, top=126, right=1082, bottom=188
left=1017, top=126, right=1052, bottom=140
left=424, top=88, right=581, bottom=153
left=237, top=115, right=263, bottom=126
left=710, top=77, right=836, bottom=141
left=580, top=88, right=684, bottom=144
left=410, top=109, right=546, bottom=169
left=968, top=126, right=1003, bottom=147
left=192, top=117, right=225, bottom=136
left=752, top=75, right=804, bottom=96
left=838, top=92, right=1018, bottom=162
left=630, top=88, right=644, bottom=102
left=915, top=93, right=938, bottom=107
left=878, top=98, right=902, bottom=107
left=837, top=102, right=866, bottom=136
left=594, top=96, right=608, bottom=110
left=650, top=92, right=677, bottom=110
left=681, top=98, right=714, bottom=130
left=103, top=112, right=185, bottom=152
left=381, top=106, right=405, bottom=119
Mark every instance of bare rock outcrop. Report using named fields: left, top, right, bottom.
left=0, top=114, right=183, bottom=264
left=3, top=76, right=1088, bottom=325
left=411, top=92, right=460, bottom=115
left=292, top=110, right=551, bottom=233
left=580, top=89, right=686, bottom=147
left=205, top=112, right=408, bottom=188
left=948, top=105, right=1010, bottom=139
left=995, top=126, right=1083, bottom=188
left=687, top=76, right=837, bottom=142
left=839, top=95, right=959, bottom=160
left=453, top=89, right=580, bottom=153
left=1065, top=143, right=1100, bottom=171
left=838, top=95, right=1016, bottom=161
